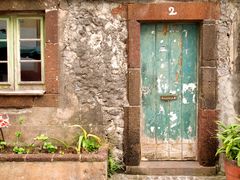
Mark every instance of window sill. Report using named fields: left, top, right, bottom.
left=0, top=90, right=45, bottom=96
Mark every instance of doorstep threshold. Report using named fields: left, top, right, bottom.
left=126, top=161, right=218, bottom=176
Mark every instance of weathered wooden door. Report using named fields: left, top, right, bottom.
left=141, top=23, right=198, bottom=160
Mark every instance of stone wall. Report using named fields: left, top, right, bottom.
left=217, top=1, right=240, bottom=123
left=0, top=0, right=240, bottom=163
left=60, top=0, right=128, bottom=159
left=0, top=0, right=128, bottom=161
left=59, top=0, right=240, bottom=161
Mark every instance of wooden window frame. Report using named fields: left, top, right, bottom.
left=0, top=10, right=59, bottom=108
left=0, top=15, right=45, bottom=95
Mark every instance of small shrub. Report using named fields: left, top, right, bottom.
left=13, top=129, right=26, bottom=154
left=34, top=134, right=58, bottom=153
left=13, top=146, right=26, bottom=154
left=107, top=153, right=123, bottom=177
left=0, top=141, right=6, bottom=150
left=72, top=125, right=101, bottom=153
left=43, top=142, right=57, bottom=153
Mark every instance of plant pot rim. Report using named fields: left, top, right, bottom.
left=223, top=155, right=238, bottom=166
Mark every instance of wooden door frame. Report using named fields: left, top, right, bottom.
left=124, top=2, right=220, bottom=166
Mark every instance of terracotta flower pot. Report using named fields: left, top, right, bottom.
left=224, top=158, right=240, bottom=180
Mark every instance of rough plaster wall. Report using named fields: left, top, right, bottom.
left=61, top=0, right=128, bottom=159
left=217, top=1, right=240, bottom=124
left=58, top=0, right=240, bottom=163
left=1, top=0, right=240, bottom=163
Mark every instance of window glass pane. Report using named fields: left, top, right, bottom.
left=19, top=19, right=40, bottom=39
left=21, top=62, right=41, bottom=81
left=0, top=41, right=7, bottom=61
left=0, top=63, right=7, bottom=82
left=20, top=41, right=41, bottom=60
left=0, top=20, right=7, bottom=39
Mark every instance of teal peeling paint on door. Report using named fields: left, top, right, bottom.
left=141, top=23, right=198, bottom=160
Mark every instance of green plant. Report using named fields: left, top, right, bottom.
left=13, top=146, right=26, bottom=154
left=34, top=134, right=58, bottom=153
left=25, top=143, right=35, bottom=154
left=216, top=120, right=240, bottom=166
left=107, top=154, right=123, bottom=177
left=15, top=131, right=22, bottom=143
left=72, top=125, right=101, bottom=153
left=0, top=140, right=6, bottom=150
left=12, top=130, right=26, bottom=154
left=43, top=141, right=57, bottom=153
left=34, top=134, right=48, bottom=142
left=17, top=116, right=25, bottom=125
left=12, top=116, right=26, bottom=154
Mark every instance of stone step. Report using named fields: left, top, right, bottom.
left=111, top=174, right=226, bottom=180
left=126, top=161, right=219, bottom=176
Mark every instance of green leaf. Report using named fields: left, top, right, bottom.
left=237, top=151, right=240, bottom=166
left=77, top=135, right=83, bottom=154
left=43, top=142, right=57, bottom=153
left=0, top=141, right=6, bottom=146
left=72, top=125, right=87, bottom=139
left=87, top=134, right=101, bottom=144
left=15, top=131, right=22, bottom=138
left=224, top=135, right=233, bottom=144
left=34, top=134, right=48, bottom=142
left=216, top=147, right=225, bottom=156
left=235, top=117, right=240, bottom=122
left=13, top=146, right=26, bottom=154
left=217, top=121, right=227, bottom=130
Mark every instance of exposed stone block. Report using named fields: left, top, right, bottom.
left=200, top=68, right=217, bottom=109
left=124, top=106, right=141, bottom=166
left=201, top=60, right=216, bottom=67
left=128, top=20, right=140, bottom=68
left=202, top=23, right=218, bottom=63
left=201, top=67, right=217, bottom=82
left=198, top=109, right=218, bottom=166
left=128, top=69, right=140, bottom=106
left=45, top=10, right=58, bottom=43
left=45, top=43, right=59, bottom=94
left=200, top=81, right=217, bottom=109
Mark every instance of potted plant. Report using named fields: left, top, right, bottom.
left=216, top=120, right=240, bottom=180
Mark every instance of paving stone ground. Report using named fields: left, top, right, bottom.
left=111, top=174, right=226, bottom=180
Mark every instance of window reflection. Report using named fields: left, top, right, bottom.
left=20, top=41, right=41, bottom=60
left=21, top=62, right=41, bottom=81
left=0, top=42, right=7, bottom=61
left=0, top=63, right=7, bottom=82
left=19, top=19, right=40, bottom=39
left=0, top=20, right=6, bottom=39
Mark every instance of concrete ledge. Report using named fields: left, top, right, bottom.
left=126, top=161, right=218, bottom=176
left=0, top=161, right=107, bottom=180
left=0, top=147, right=108, bottom=180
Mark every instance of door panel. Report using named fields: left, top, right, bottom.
left=141, top=23, right=198, bottom=160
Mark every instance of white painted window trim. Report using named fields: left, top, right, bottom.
left=0, top=15, right=45, bottom=95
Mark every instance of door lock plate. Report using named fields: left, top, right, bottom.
left=160, top=95, right=177, bottom=101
